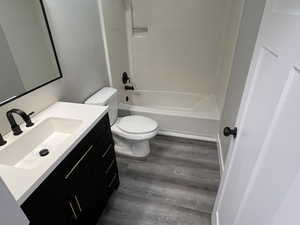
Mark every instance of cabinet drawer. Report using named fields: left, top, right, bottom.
left=103, top=170, right=119, bottom=203
left=104, top=157, right=119, bottom=187
left=57, top=115, right=112, bottom=177
left=104, top=158, right=116, bottom=177
left=101, top=143, right=114, bottom=166
left=59, top=140, right=94, bottom=178
left=64, top=144, right=95, bottom=181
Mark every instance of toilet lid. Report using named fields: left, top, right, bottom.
left=117, top=116, right=158, bottom=134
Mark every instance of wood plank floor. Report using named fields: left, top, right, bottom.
left=98, top=135, right=220, bottom=225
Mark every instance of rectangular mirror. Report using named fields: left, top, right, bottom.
left=0, top=0, right=62, bottom=106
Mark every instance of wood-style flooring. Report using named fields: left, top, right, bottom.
left=98, top=135, right=220, bottom=225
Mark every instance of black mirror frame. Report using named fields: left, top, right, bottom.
left=0, top=0, right=63, bottom=107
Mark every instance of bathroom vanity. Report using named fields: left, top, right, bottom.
left=0, top=102, right=119, bottom=225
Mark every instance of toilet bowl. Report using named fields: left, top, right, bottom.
left=85, top=87, right=159, bottom=158
left=111, top=116, right=158, bottom=158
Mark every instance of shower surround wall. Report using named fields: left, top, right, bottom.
left=126, top=0, right=242, bottom=112
left=101, top=0, right=243, bottom=139
left=128, top=0, right=219, bottom=95
left=100, top=0, right=130, bottom=90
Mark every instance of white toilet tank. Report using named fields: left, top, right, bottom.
left=85, top=87, right=118, bottom=125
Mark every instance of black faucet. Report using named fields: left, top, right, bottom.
left=124, top=85, right=135, bottom=91
left=6, top=109, right=34, bottom=135
left=0, top=134, right=6, bottom=146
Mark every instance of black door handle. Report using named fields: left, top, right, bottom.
left=223, top=127, right=238, bottom=138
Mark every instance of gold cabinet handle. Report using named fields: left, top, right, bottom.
left=74, top=194, right=82, bottom=212
left=105, top=159, right=115, bottom=175
left=102, top=144, right=112, bottom=158
left=65, top=145, right=94, bottom=179
left=68, top=201, right=78, bottom=220
left=108, top=174, right=117, bottom=188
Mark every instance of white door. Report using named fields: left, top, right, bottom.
left=213, top=0, right=300, bottom=225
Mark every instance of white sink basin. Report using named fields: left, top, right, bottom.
left=0, top=102, right=108, bottom=204
left=0, top=117, right=82, bottom=170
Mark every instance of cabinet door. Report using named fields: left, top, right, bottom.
left=64, top=142, right=104, bottom=224
left=65, top=142, right=118, bottom=224
left=21, top=173, right=75, bottom=225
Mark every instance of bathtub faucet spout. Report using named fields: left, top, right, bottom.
left=125, top=85, right=135, bottom=91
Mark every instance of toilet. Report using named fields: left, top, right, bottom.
left=85, top=87, right=159, bottom=158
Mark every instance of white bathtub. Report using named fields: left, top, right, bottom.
left=118, top=90, right=220, bottom=141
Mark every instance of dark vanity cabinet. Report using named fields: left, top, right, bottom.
left=21, top=114, right=119, bottom=225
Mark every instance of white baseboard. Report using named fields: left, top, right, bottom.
left=211, top=211, right=220, bottom=225
left=158, top=130, right=217, bottom=142
left=217, top=134, right=225, bottom=175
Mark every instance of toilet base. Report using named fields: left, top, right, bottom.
left=113, top=135, right=151, bottom=159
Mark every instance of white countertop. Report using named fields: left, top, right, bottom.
left=0, top=102, right=108, bottom=205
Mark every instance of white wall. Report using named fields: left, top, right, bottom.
left=0, top=81, right=63, bottom=135
left=100, top=0, right=130, bottom=90
left=0, top=0, right=109, bottom=135
left=45, top=0, right=109, bottom=103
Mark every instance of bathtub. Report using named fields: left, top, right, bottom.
left=118, top=90, right=220, bottom=141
